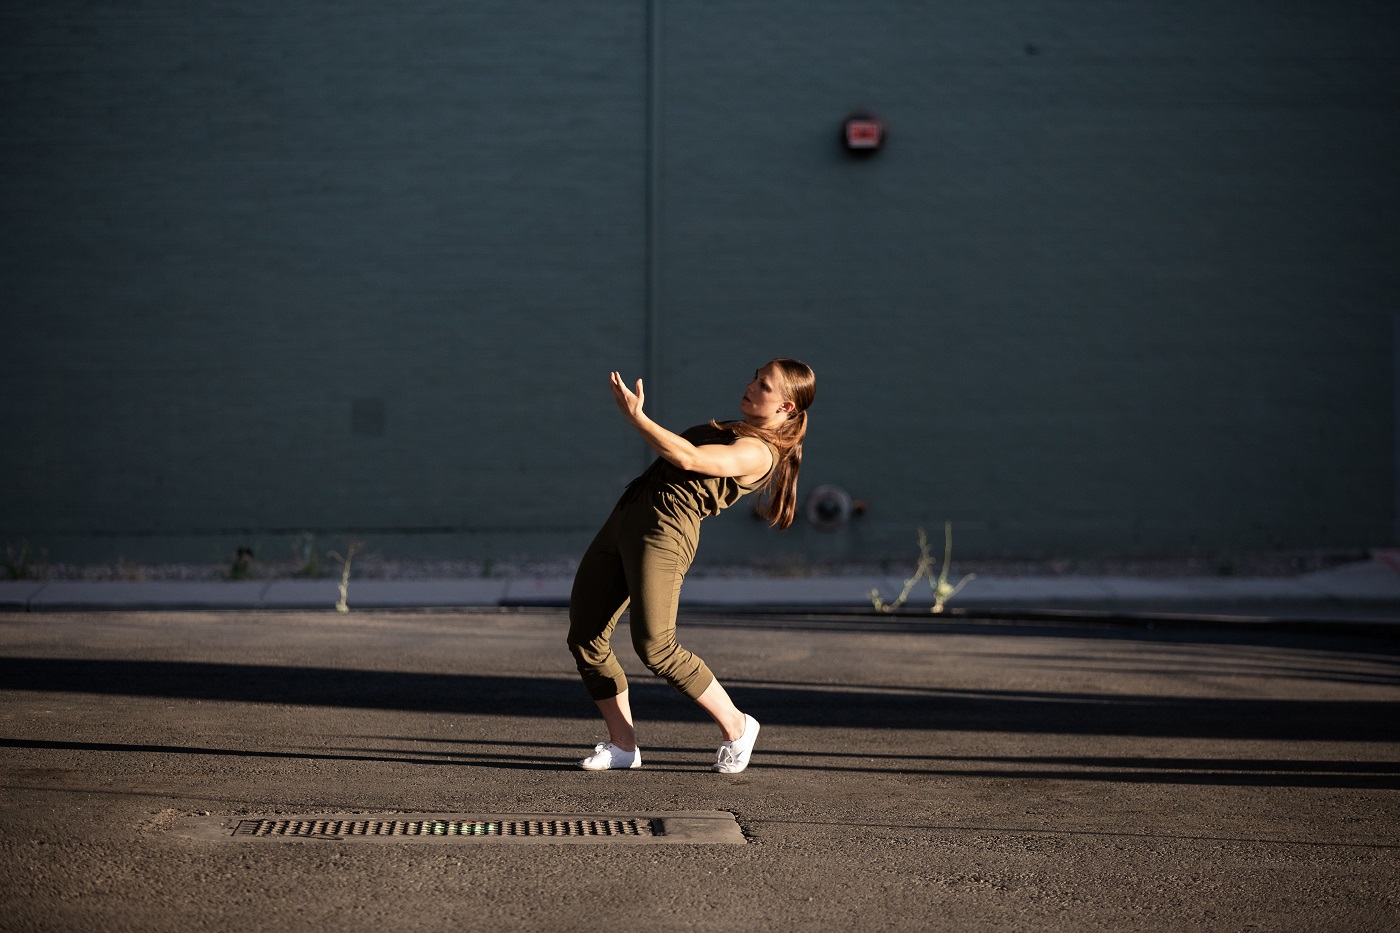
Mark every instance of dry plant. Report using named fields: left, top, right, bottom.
left=327, top=541, right=363, bottom=613
left=293, top=532, right=321, bottom=577
left=869, top=522, right=976, bottom=614
left=3, top=541, right=48, bottom=580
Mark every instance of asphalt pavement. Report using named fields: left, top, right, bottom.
left=1, top=595, right=1398, bottom=931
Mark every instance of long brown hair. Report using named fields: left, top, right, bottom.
left=713, top=358, right=815, bottom=530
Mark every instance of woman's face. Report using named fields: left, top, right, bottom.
left=740, top=363, right=793, bottom=421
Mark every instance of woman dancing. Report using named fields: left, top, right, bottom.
left=567, top=358, right=816, bottom=773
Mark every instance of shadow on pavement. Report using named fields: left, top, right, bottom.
left=3, top=656, right=1398, bottom=744
left=2, top=734, right=1396, bottom=790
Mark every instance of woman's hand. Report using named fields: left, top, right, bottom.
left=608, top=370, right=770, bottom=479
left=609, top=371, right=645, bottom=422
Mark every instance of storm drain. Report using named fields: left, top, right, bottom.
left=234, top=817, right=652, bottom=839
left=175, top=811, right=746, bottom=845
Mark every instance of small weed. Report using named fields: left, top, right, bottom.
left=327, top=541, right=363, bottom=613
left=293, top=532, right=321, bottom=577
left=869, top=522, right=976, bottom=614
left=230, top=547, right=256, bottom=580
left=1214, top=555, right=1237, bottom=577
left=3, top=541, right=49, bottom=580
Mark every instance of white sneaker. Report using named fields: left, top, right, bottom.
left=579, top=742, right=641, bottom=771
left=714, top=714, right=760, bottom=774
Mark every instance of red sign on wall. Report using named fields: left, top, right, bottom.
left=845, top=119, right=884, bottom=149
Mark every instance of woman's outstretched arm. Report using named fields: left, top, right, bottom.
left=608, top=371, right=771, bottom=479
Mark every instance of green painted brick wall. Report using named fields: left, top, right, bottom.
left=657, top=0, right=1399, bottom=561
left=1, top=1, right=1396, bottom=566
left=2, top=1, right=651, bottom=564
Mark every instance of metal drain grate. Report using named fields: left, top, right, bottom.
left=174, top=811, right=746, bottom=845
left=233, top=817, right=653, bottom=839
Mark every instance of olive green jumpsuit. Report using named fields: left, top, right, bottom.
left=567, top=423, right=777, bottom=701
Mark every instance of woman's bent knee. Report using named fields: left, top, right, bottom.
left=635, top=637, right=712, bottom=700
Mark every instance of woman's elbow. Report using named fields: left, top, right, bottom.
left=664, top=449, right=701, bottom=473
left=673, top=451, right=726, bottom=476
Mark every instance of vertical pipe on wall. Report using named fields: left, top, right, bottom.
left=644, top=0, right=663, bottom=433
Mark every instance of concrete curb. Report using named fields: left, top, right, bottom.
left=2, top=560, right=1398, bottom=627
left=23, top=581, right=268, bottom=612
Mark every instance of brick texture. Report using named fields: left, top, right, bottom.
left=1, top=1, right=1395, bottom=563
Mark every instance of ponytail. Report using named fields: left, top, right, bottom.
left=712, top=358, right=814, bottom=530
